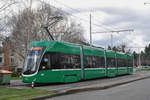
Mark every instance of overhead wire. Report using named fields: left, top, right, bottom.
left=52, top=0, right=123, bottom=31
left=49, top=0, right=135, bottom=47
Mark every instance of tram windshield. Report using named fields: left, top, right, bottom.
left=23, top=47, right=44, bottom=75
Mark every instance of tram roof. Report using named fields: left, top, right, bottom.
left=106, top=50, right=116, bottom=58
left=29, top=41, right=104, bottom=56
left=29, top=41, right=132, bottom=59
left=116, top=52, right=127, bottom=59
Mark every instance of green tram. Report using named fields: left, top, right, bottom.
left=22, top=41, right=133, bottom=84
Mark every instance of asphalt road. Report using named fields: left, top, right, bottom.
left=47, top=77, right=150, bottom=100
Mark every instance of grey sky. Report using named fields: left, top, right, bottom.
left=47, top=0, right=150, bottom=52
left=5, top=0, right=150, bottom=52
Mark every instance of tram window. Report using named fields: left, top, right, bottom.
left=107, top=58, right=116, bottom=67
left=128, top=60, right=133, bottom=67
left=50, top=52, right=81, bottom=69
left=101, top=57, right=105, bottom=67
left=117, top=59, right=127, bottom=67
left=84, top=56, right=92, bottom=68
left=84, top=55, right=105, bottom=68
left=97, top=56, right=105, bottom=68
left=40, top=53, right=51, bottom=70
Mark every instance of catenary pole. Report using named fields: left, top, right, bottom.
left=90, top=14, right=92, bottom=46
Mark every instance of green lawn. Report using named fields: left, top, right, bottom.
left=11, top=77, right=21, bottom=80
left=0, top=86, right=57, bottom=100
left=136, top=67, right=150, bottom=71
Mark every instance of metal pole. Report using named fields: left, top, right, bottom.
left=29, top=0, right=33, bottom=10
left=139, top=54, right=141, bottom=67
left=80, top=46, right=84, bottom=80
left=133, top=54, right=135, bottom=67
left=90, top=14, right=92, bottom=46
left=104, top=50, right=107, bottom=76
left=44, top=26, right=54, bottom=40
left=111, top=34, right=113, bottom=49
left=138, top=48, right=141, bottom=67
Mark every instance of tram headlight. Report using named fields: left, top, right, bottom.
left=42, top=66, right=46, bottom=70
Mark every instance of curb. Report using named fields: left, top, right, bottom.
left=29, top=74, right=150, bottom=100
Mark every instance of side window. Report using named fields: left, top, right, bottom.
left=123, top=59, right=127, bottom=67
left=51, top=52, right=81, bottom=69
left=84, top=55, right=105, bottom=68
left=40, top=53, right=51, bottom=70
left=117, top=59, right=127, bottom=67
left=117, top=59, right=122, bottom=67
left=107, top=57, right=116, bottom=67
left=100, top=56, right=105, bottom=68
left=128, top=60, right=133, bottom=67
left=71, top=55, right=81, bottom=68
left=97, top=56, right=105, bottom=68
left=50, top=52, right=60, bottom=69
left=84, top=56, right=92, bottom=68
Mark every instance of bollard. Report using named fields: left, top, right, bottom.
left=31, top=81, right=34, bottom=88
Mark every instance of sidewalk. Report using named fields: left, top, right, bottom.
left=10, top=80, right=29, bottom=86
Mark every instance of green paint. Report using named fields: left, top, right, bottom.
left=116, top=52, right=127, bottom=59
left=83, top=45, right=104, bottom=56
left=117, top=67, right=128, bottom=75
left=106, top=50, right=116, bottom=58
left=30, top=41, right=81, bottom=55
left=84, top=68, right=106, bottom=79
left=107, top=68, right=117, bottom=77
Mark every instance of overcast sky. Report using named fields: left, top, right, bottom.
left=33, top=0, right=150, bottom=52
left=47, top=0, right=150, bottom=52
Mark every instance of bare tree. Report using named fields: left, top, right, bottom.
left=111, top=44, right=131, bottom=53
left=0, top=0, right=18, bottom=16
left=0, top=0, right=20, bottom=41
left=9, top=2, right=85, bottom=61
left=0, top=0, right=20, bottom=70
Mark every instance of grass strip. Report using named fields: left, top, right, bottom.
left=136, top=68, right=150, bottom=71
left=0, top=86, right=56, bottom=100
left=11, top=77, right=21, bottom=80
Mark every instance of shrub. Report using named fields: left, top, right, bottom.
left=12, top=71, right=21, bottom=77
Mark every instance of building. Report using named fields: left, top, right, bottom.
left=0, top=49, right=18, bottom=71
left=0, top=42, right=20, bottom=72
